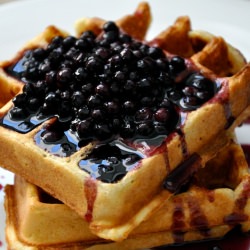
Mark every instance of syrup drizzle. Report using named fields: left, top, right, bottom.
left=152, top=142, right=250, bottom=249
left=164, top=154, right=201, bottom=193
left=171, top=197, right=186, bottom=243
left=209, top=79, right=235, bottom=129
left=187, top=196, right=208, bottom=231
left=176, top=128, right=189, bottom=159
left=84, top=177, right=97, bottom=222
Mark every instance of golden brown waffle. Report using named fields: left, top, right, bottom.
left=1, top=2, right=250, bottom=241
left=5, top=137, right=250, bottom=249
left=75, top=2, right=151, bottom=41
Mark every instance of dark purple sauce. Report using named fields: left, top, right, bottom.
left=34, top=127, right=78, bottom=157
left=0, top=111, right=49, bottom=133
left=78, top=140, right=144, bottom=183
left=164, top=154, right=201, bottom=193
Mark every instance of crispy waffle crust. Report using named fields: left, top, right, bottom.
left=1, top=2, right=250, bottom=241
left=5, top=137, right=250, bottom=249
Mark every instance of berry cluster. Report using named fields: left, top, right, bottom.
left=7, top=21, right=217, bottom=143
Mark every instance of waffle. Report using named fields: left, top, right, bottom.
left=5, top=137, right=250, bottom=249
left=1, top=2, right=250, bottom=241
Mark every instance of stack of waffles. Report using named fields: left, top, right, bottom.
left=1, top=2, right=250, bottom=249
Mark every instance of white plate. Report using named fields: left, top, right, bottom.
left=0, top=0, right=250, bottom=249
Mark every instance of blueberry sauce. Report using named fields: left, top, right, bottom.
left=34, top=119, right=79, bottom=157
left=0, top=21, right=221, bottom=184
left=1, top=109, right=51, bottom=133
left=208, top=79, right=235, bottom=129
left=79, top=140, right=144, bottom=183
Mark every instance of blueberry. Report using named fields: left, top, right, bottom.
left=58, top=101, right=72, bottom=119
left=120, top=121, right=135, bottom=138
left=103, top=21, right=119, bottom=33
left=169, top=56, right=186, bottom=75
left=72, top=91, right=85, bottom=108
left=119, top=33, right=132, bottom=43
left=154, top=108, right=170, bottom=123
left=85, top=56, right=103, bottom=72
left=75, top=39, right=90, bottom=51
left=95, top=47, right=110, bottom=60
left=114, top=71, right=126, bottom=81
left=91, top=109, right=105, bottom=121
left=10, top=107, right=28, bottom=120
left=88, top=95, right=102, bottom=108
left=137, top=78, right=152, bottom=92
left=80, top=30, right=96, bottom=40
left=94, top=123, right=112, bottom=140
left=156, top=58, right=169, bottom=70
left=41, top=130, right=63, bottom=143
left=45, top=70, right=57, bottom=85
left=57, top=68, right=72, bottom=83
left=147, top=46, right=165, bottom=59
left=77, top=106, right=90, bottom=119
left=103, top=31, right=119, bottom=43
left=12, top=93, right=27, bottom=107
left=50, top=36, right=63, bottom=46
left=105, top=101, right=120, bottom=115
left=123, top=80, right=136, bottom=92
left=33, top=80, right=47, bottom=96
left=123, top=101, right=136, bottom=115
left=48, top=49, right=63, bottom=65
left=62, top=36, right=76, bottom=49
left=135, top=108, right=153, bottom=121
left=137, top=57, right=155, bottom=72
left=74, top=67, right=87, bottom=81
left=77, top=119, right=93, bottom=137
left=95, top=83, right=110, bottom=98
left=120, top=48, right=134, bottom=61
left=60, top=90, right=71, bottom=100
left=140, top=96, right=154, bottom=106
left=44, top=92, right=60, bottom=111
left=82, top=83, right=94, bottom=95
left=27, top=97, right=41, bottom=112
left=137, top=121, right=154, bottom=136
left=33, top=48, right=47, bottom=60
